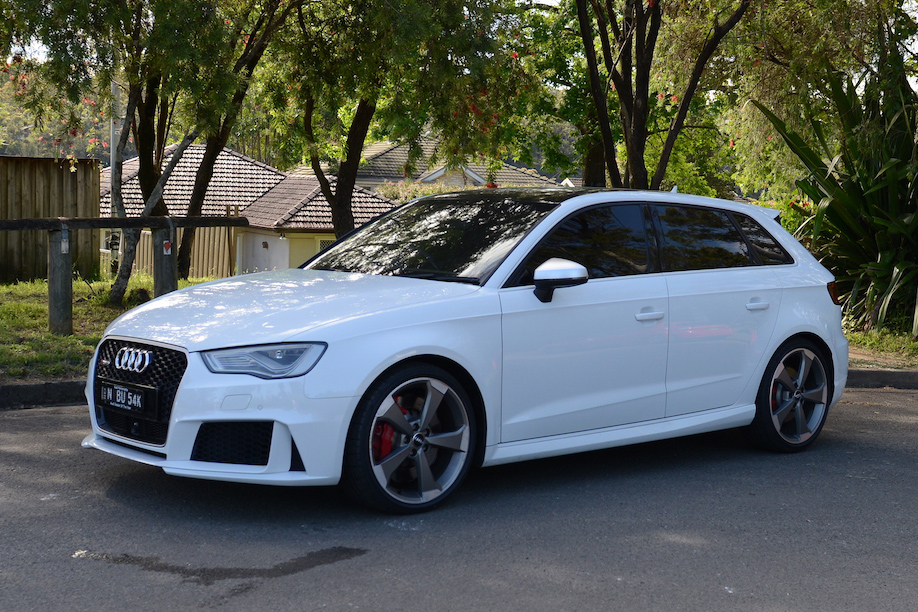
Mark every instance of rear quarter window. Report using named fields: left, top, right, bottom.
left=733, top=213, right=795, bottom=265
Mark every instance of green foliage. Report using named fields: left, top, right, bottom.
left=769, top=197, right=814, bottom=235
left=754, top=25, right=918, bottom=336
left=1, top=1, right=15, bottom=58
left=374, top=181, right=477, bottom=204
left=642, top=91, right=737, bottom=198
left=506, top=0, right=746, bottom=192
left=725, top=0, right=895, bottom=199
left=235, top=0, right=531, bottom=173
left=0, top=78, right=117, bottom=160
left=0, top=278, right=114, bottom=383
left=847, top=328, right=918, bottom=363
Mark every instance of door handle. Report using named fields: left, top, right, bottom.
left=635, top=311, right=665, bottom=322
left=746, top=300, right=770, bottom=311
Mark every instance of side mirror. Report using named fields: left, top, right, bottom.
left=533, top=258, right=588, bottom=303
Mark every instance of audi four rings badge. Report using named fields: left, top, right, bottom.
left=114, top=347, right=153, bottom=373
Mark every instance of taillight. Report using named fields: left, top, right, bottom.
left=827, top=281, right=842, bottom=305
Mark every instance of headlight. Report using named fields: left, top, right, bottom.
left=201, top=343, right=327, bottom=379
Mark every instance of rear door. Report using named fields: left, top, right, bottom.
left=653, top=204, right=786, bottom=416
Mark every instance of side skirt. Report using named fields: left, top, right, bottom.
left=482, top=404, right=755, bottom=467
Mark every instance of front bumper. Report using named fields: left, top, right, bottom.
left=85, top=354, right=357, bottom=486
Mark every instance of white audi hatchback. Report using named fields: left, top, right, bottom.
left=83, top=189, right=848, bottom=512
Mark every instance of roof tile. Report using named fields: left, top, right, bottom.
left=100, top=145, right=286, bottom=217
left=245, top=175, right=397, bottom=231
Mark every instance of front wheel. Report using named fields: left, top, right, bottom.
left=343, top=364, right=476, bottom=513
left=747, top=339, right=832, bottom=452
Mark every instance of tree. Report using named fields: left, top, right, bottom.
left=239, top=0, right=532, bottom=237
left=175, top=0, right=304, bottom=278
left=504, top=1, right=742, bottom=192
left=755, top=8, right=918, bottom=336
left=90, top=0, right=227, bottom=301
left=723, top=0, right=890, bottom=200
left=0, top=79, right=123, bottom=160
left=500, top=1, right=601, bottom=183
left=573, top=0, right=751, bottom=189
left=13, top=0, right=297, bottom=286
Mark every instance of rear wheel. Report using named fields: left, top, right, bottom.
left=747, top=339, right=831, bottom=452
left=343, top=364, right=476, bottom=513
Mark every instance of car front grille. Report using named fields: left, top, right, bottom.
left=93, top=339, right=188, bottom=446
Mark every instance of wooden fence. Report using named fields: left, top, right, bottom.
left=0, top=156, right=100, bottom=283
left=131, top=224, right=237, bottom=279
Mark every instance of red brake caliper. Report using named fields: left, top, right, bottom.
left=372, top=395, right=408, bottom=462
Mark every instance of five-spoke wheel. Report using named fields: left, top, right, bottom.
left=748, top=339, right=831, bottom=452
left=343, top=364, right=476, bottom=513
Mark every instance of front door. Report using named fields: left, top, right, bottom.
left=498, top=203, right=668, bottom=442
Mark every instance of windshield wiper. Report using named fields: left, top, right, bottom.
left=394, top=270, right=481, bottom=285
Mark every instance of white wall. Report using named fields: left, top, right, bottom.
left=238, top=230, right=290, bottom=273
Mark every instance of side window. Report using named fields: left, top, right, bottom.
left=733, top=214, right=794, bottom=265
left=656, top=205, right=752, bottom=271
left=513, top=204, right=650, bottom=285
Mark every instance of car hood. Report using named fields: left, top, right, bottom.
left=105, top=269, right=480, bottom=352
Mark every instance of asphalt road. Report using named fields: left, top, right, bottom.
left=1, top=388, right=916, bottom=612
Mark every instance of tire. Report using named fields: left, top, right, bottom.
left=343, top=364, right=476, bottom=513
left=747, top=339, right=832, bottom=453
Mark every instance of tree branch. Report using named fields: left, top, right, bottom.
left=111, top=86, right=138, bottom=219
left=140, top=130, right=200, bottom=217
left=651, top=0, right=751, bottom=190
left=303, top=94, right=336, bottom=208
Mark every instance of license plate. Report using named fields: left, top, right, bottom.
left=96, top=379, right=156, bottom=416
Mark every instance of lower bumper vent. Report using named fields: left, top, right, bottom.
left=191, top=421, right=273, bottom=466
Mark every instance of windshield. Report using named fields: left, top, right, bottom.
left=304, top=191, right=561, bottom=284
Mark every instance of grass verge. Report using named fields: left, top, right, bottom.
left=0, top=275, right=209, bottom=385
left=846, top=329, right=918, bottom=367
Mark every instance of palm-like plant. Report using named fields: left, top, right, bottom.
left=754, top=49, right=918, bottom=336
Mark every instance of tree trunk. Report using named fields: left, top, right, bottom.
left=111, top=76, right=176, bottom=305
left=177, top=136, right=222, bottom=278
left=575, top=0, right=623, bottom=187
left=576, top=0, right=749, bottom=192
left=332, top=98, right=377, bottom=237
left=135, top=76, right=170, bottom=217
left=306, top=97, right=378, bottom=238
left=175, top=3, right=286, bottom=278
left=624, top=1, right=660, bottom=189
left=581, top=132, right=607, bottom=187
left=109, top=87, right=139, bottom=307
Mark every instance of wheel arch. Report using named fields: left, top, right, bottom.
left=354, top=354, right=489, bottom=469
left=775, top=331, right=836, bottom=389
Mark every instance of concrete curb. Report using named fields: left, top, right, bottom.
left=845, top=368, right=918, bottom=390
left=2, top=368, right=918, bottom=410
left=0, top=380, right=86, bottom=410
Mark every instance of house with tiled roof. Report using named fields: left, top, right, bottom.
left=240, top=175, right=397, bottom=272
left=100, top=145, right=287, bottom=277
left=296, top=138, right=560, bottom=192
left=101, top=145, right=400, bottom=276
